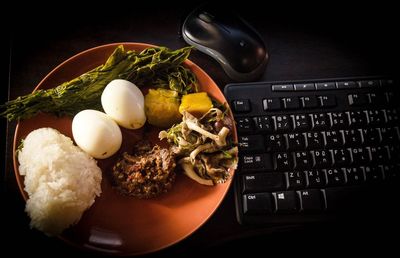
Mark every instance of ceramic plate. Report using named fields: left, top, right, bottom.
left=13, top=43, right=237, bottom=255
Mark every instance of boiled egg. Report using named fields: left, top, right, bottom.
left=72, top=109, right=122, bottom=159
left=101, top=79, right=146, bottom=129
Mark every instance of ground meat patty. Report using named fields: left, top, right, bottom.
left=112, top=143, right=176, bottom=198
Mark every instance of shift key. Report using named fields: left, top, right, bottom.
left=242, top=173, right=286, bottom=193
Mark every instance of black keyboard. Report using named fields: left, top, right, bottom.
left=224, top=77, right=400, bottom=224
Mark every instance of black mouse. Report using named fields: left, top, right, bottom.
left=182, top=5, right=268, bottom=82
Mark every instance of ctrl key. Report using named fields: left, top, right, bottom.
left=243, top=193, right=275, bottom=215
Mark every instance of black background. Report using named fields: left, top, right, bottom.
left=3, top=2, right=399, bottom=256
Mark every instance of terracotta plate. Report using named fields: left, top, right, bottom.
left=13, top=43, right=237, bottom=255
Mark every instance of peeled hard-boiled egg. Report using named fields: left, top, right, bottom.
left=72, top=109, right=122, bottom=159
left=101, top=79, right=146, bottom=129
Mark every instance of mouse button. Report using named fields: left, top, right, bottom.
left=198, top=11, right=215, bottom=23
left=226, top=42, right=265, bottom=73
left=238, top=31, right=266, bottom=55
left=183, top=19, right=222, bottom=48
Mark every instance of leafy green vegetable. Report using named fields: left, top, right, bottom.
left=1, top=45, right=197, bottom=121
left=16, top=139, right=24, bottom=154
left=149, top=65, right=198, bottom=94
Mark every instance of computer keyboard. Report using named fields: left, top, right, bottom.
left=224, top=77, right=400, bottom=224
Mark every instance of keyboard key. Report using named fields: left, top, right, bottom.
left=323, top=130, right=344, bottom=148
left=362, top=128, right=381, bottom=145
left=381, top=79, right=395, bottom=87
left=381, top=127, right=400, bottom=143
left=388, top=145, right=400, bottom=161
left=343, top=129, right=363, bottom=146
left=287, top=133, right=306, bottom=150
left=318, top=95, right=337, bottom=107
left=342, top=167, right=365, bottom=184
left=287, top=171, right=307, bottom=189
left=293, top=151, right=312, bottom=169
left=369, top=146, right=389, bottom=163
left=238, top=135, right=265, bottom=152
left=294, top=83, right=315, bottom=91
left=366, top=110, right=386, bottom=126
left=305, top=169, right=326, bottom=187
left=243, top=193, right=275, bottom=214
left=382, top=164, right=400, bottom=181
left=350, top=148, right=370, bottom=164
left=266, top=134, right=286, bottom=151
left=301, top=96, right=319, bottom=108
left=233, top=99, right=250, bottom=112
left=273, top=115, right=291, bottom=132
left=348, top=111, right=368, bottom=127
left=329, top=112, right=349, bottom=129
left=332, top=149, right=352, bottom=166
left=272, top=84, right=294, bottom=91
left=336, top=81, right=357, bottom=89
left=385, top=92, right=395, bottom=104
left=385, top=109, right=399, bottom=124
left=263, top=98, right=281, bottom=111
left=367, top=93, right=386, bottom=105
left=315, top=82, right=336, bottom=90
left=324, top=168, right=346, bottom=186
left=292, top=114, right=311, bottom=131
left=254, top=116, right=273, bottom=133
left=324, top=186, right=362, bottom=211
left=364, top=166, right=384, bottom=182
left=298, top=189, right=324, bottom=211
left=242, top=173, right=286, bottom=193
left=274, top=191, right=298, bottom=213
left=306, top=132, right=324, bottom=149
left=310, top=113, right=329, bottom=130
left=358, top=80, right=380, bottom=88
left=348, top=93, right=368, bottom=106
left=282, top=97, right=300, bottom=109
left=241, top=154, right=273, bottom=171
left=311, top=150, right=331, bottom=168
left=237, top=117, right=253, bottom=133
left=274, top=152, right=293, bottom=170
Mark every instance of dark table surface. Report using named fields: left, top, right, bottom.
left=3, top=4, right=399, bottom=256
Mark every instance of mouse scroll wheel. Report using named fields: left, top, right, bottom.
left=198, top=12, right=214, bottom=23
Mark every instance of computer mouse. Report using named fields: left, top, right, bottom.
left=182, top=5, right=268, bottom=82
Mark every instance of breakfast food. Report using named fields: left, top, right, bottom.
left=101, top=79, right=146, bottom=129
left=178, top=92, right=213, bottom=117
left=144, top=88, right=182, bottom=128
left=159, top=107, right=238, bottom=185
left=72, top=109, right=122, bottom=159
left=112, top=141, right=176, bottom=198
left=18, top=128, right=102, bottom=236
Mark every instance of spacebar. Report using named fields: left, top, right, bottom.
left=324, top=186, right=364, bottom=211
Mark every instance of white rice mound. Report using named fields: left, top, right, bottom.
left=18, top=127, right=102, bottom=236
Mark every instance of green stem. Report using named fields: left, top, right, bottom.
left=1, top=45, right=197, bottom=121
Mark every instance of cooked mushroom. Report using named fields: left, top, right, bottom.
left=159, top=107, right=238, bottom=185
left=178, top=157, right=214, bottom=186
